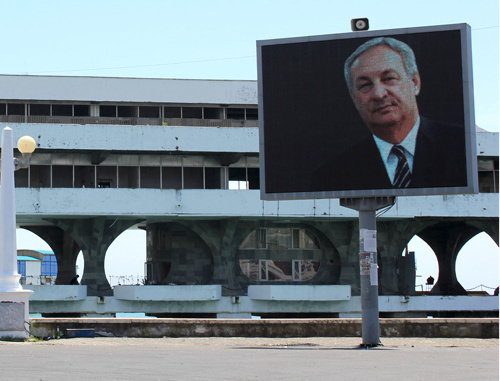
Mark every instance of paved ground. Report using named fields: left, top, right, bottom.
left=0, top=337, right=498, bottom=380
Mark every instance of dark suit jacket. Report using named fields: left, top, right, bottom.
left=311, top=117, right=467, bottom=191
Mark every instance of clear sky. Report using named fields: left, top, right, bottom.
left=8, top=0, right=499, bottom=292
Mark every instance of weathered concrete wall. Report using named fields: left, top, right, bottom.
left=29, top=318, right=499, bottom=339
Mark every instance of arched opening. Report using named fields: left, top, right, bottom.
left=238, top=227, right=327, bottom=283
left=456, top=232, right=499, bottom=295
left=16, top=228, right=51, bottom=251
left=407, top=235, right=439, bottom=293
left=76, top=251, right=84, bottom=279
left=104, top=228, right=147, bottom=286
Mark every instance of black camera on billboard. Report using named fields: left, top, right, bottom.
left=351, top=18, right=369, bottom=31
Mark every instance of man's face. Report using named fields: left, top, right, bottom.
left=349, top=45, right=421, bottom=141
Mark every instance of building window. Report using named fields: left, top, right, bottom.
left=7, top=103, right=25, bottom=115
left=17, top=260, right=26, bottom=276
left=139, top=106, right=160, bottom=118
left=100, top=105, right=117, bottom=117
left=74, top=104, right=90, bottom=117
left=52, top=104, right=73, bottom=116
left=246, top=108, right=258, bottom=120
left=203, top=107, right=223, bottom=119
left=182, top=107, right=202, bottom=119
left=41, top=254, right=58, bottom=277
left=164, top=106, right=181, bottom=118
left=478, top=157, right=499, bottom=193
left=29, top=104, right=50, bottom=116
left=227, top=108, right=245, bottom=120
left=229, top=167, right=248, bottom=190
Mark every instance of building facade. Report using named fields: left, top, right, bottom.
left=2, top=75, right=497, bottom=318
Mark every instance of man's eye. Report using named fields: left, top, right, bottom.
left=357, top=83, right=372, bottom=92
left=383, top=76, right=398, bottom=83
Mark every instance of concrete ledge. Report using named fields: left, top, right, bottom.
left=248, top=285, right=351, bottom=301
left=24, top=285, right=87, bottom=301
left=29, top=318, right=499, bottom=339
left=113, top=285, right=222, bottom=301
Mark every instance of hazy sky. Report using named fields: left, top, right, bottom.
left=9, top=0, right=499, bottom=292
left=1, top=0, right=498, bottom=131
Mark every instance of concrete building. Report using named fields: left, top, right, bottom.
left=17, top=250, right=58, bottom=285
left=2, top=74, right=497, bottom=318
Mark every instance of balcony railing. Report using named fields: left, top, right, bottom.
left=0, top=115, right=258, bottom=127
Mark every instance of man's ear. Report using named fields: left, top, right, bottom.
left=412, top=72, right=421, bottom=96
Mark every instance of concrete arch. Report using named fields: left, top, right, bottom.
left=456, top=231, right=499, bottom=293
left=20, top=225, right=80, bottom=285
left=48, top=218, right=142, bottom=296
left=105, top=227, right=147, bottom=286
left=417, top=221, right=483, bottom=295
left=235, top=223, right=341, bottom=286
left=146, top=222, right=214, bottom=285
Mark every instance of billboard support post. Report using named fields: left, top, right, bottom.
left=340, top=197, right=395, bottom=347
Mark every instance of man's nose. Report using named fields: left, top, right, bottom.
left=371, top=82, right=388, bottom=101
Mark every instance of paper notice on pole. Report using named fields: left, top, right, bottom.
left=370, top=263, right=378, bottom=286
left=360, top=252, right=371, bottom=275
left=360, top=229, right=377, bottom=252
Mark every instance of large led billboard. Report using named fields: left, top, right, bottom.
left=258, top=24, right=477, bottom=200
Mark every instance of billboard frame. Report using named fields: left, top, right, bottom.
left=257, top=23, right=477, bottom=200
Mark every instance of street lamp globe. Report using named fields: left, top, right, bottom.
left=17, top=135, right=36, bottom=154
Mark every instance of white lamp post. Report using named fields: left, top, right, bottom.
left=0, top=127, right=36, bottom=339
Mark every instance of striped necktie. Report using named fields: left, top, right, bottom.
left=391, top=145, right=411, bottom=188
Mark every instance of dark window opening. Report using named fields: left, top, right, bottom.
left=118, top=106, right=137, bottom=118
left=52, top=166, right=73, bottom=188
left=15, top=168, right=29, bottom=187
left=182, top=107, right=202, bottom=119
left=118, top=167, right=139, bottom=188
left=183, top=167, right=204, bottom=189
left=227, top=108, right=245, bottom=120
left=8, top=103, right=25, bottom=115
left=205, top=167, right=221, bottom=189
left=162, top=167, right=182, bottom=189
left=246, top=108, right=258, bottom=120
left=29, top=104, right=50, bottom=116
left=164, top=107, right=181, bottom=118
left=204, top=107, right=222, bottom=119
left=0, top=104, right=7, bottom=115
left=74, top=104, right=90, bottom=117
left=139, top=106, right=160, bottom=118
left=30, top=165, right=51, bottom=188
left=100, top=105, right=116, bottom=117
left=52, top=104, right=73, bottom=117
left=248, top=168, right=260, bottom=189
left=74, top=166, right=95, bottom=188
left=140, top=167, right=160, bottom=188
left=97, top=166, right=117, bottom=188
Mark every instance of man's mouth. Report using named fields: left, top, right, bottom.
left=373, top=103, right=396, bottom=114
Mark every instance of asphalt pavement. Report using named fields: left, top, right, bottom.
left=0, top=337, right=498, bottom=380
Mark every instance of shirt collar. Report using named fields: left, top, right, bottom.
left=372, top=116, right=420, bottom=161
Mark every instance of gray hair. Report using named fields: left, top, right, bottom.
left=344, top=37, right=419, bottom=93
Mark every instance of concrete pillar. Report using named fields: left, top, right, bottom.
left=49, top=218, right=140, bottom=296
left=21, top=226, right=80, bottom=285
left=419, top=222, right=482, bottom=295
left=146, top=222, right=214, bottom=286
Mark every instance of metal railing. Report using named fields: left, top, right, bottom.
left=0, top=115, right=258, bottom=127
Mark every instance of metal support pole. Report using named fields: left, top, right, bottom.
left=340, top=197, right=395, bottom=347
left=359, top=208, right=379, bottom=346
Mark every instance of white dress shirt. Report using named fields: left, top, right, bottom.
left=372, top=117, right=420, bottom=184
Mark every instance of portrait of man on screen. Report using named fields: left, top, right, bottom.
left=311, top=37, right=467, bottom=192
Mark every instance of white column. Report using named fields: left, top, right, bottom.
left=0, top=127, right=21, bottom=292
left=0, top=127, right=33, bottom=339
